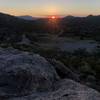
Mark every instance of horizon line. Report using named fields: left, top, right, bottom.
left=0, top=11, right=100, bottom=18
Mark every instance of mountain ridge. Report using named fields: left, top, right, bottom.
left=18, top=15, right=38, bottom=20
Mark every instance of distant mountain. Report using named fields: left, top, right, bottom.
left=18, top=15, right=38, bottom=20
left=0, top=12, right=53, bottom=45
left=60, top=15, right=100, bottom=38
left=1, top=12, right=100, bottom=43
left=0, top=12, right=40, bottom=44
left=63, top=15, right=75, bottom=19
left=0, top=12, right=49, bottom=36
left=0, top=12, right=36, bottom=32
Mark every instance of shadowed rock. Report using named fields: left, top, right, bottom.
left=0, top=48, right=100, bottom=100
left=9, top=79, right=100, bottom=100
left=0, top=48, right=59, bottom=97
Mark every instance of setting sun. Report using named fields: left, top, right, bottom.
left=48, top=15, right=58, bottom=20
left=51, top=16, right=56, bottom=19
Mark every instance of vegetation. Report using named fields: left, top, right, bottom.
left=32, top=47, right=100, bottom=91
left=1, top=13, right=100, bottom=41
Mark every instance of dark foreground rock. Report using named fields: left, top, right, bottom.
left=0, top=48, right=59, bottom=97
left=9, top=79, right=100, bottom=100
left=0, top=48, right=99, bottom=100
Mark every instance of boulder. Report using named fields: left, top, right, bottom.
left=0, top=48, right=100, bottom=100
left=0, top=48, right=59, bottom=97
left=9, top=79, right=100, bottom=100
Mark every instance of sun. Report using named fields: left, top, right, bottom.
left=47, top=15, right=59, bottom=21
left=48, top=16, right=57, bottom=20
left=51, top=16, right=56, bottom=19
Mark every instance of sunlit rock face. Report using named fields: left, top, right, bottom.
left=0, top=48, right=59, bottom=97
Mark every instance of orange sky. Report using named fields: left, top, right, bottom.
left=0, top=0, right=100, bottom=17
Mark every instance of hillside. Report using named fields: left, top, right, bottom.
left=60, top=15, right=100, bottom=39
left=0, top=12, right=35, bottom=32
left=0, top=12, right=41, bottom=44
left=1, top=12, right=100, bottom=40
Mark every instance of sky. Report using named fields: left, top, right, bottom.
left=0, top=0, right=100, bottom=17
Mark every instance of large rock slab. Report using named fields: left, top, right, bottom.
left=0, top=48, right=59, bottom=97
left=9, top=79, right=100, bottom=100
left=0, top=48, right=100, bottom=100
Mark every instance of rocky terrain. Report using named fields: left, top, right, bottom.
left=0, top=12, right=100, bottom=100
left=0, top=48, right=100, bottom=100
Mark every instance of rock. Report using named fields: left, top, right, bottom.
left=0, top=48, right=100, bottom=100
left=9, top=79, right=100, bottom=100
left=0, top=48, right=59, bottom=97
